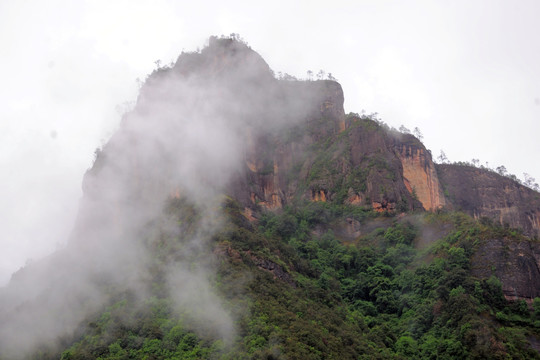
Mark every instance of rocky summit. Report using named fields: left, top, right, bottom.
left=2, top=36, right=540, bottom=359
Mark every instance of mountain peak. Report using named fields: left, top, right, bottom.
left=170, top=35, right=273, bottom=81
left=3, top=36, right=540, bottom=359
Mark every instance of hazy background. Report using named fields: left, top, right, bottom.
left=1, top=0, right=539, bottom=285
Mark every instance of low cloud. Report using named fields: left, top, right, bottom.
left=0, top=37, right=327, bottom=357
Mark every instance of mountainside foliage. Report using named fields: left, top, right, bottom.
left=4, top=37, right=540, bottom=360
left=48, top=199, right=540, bottom=359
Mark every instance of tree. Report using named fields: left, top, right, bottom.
left=395, top=336, right=418, bottom=357
left=496, top=165, right=507, bottom=176
left=399, top=125, right=411, bottom=134
left=533, top=297, right=540, bottom=320
left=524, top=173, right=534, bottom=187
left=317, top=70, right=325, bottom=80
left=154, top=59, right=162, bottom=69
left=327, top=73, right=336, bottom=81
left=413, top=127, right=423, bottom=141
left=307, top=70, right=313, bottom=81
left=523, top=173, right=540, bottom=191
left=437, top=150, right=448, bottom=164
left=471, top=159, right=480, bottom=167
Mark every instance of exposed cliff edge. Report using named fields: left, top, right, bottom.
left=230, top=114, right=432, bottom=214
left=92, top=38, right=540, bottom=318
left=438, top=164, right=540, bottom=238
left=4, top=36, right=540, bottom=359
left=435, top=164, right=540, bottom=302
left=472, top=238, right=540, bottom=302
left=392, top=135, right=446, bottom=211
left=14, top=37, right=540, bottom=300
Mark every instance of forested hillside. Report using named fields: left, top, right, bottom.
left=59, top=199, right=540, bottom=359
left=1, top=36, right=540, bottom=360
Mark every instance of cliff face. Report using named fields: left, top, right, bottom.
left=437, top=164, right=540, bottom=238
left=226, top=79, right=345, bottom=210
left=7, top=36, right=540, bottom=359
left=232, top=113, right=453, bottom=215
left=80, top=38, right=332, bottom=234
left=393, top=138, right=446, bottom=211
left=435, top=164, right=540, bottom=301
left=472, top=238, right=540, bottom=302
left=82, top=36, right=451, bottom=219
left=230, top=113, right=435, bottom=214
left=82, top=39, right=540, bottom=306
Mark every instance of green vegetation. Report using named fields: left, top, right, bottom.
left=299, top=115, right=406, bottom=206
left=12, top=36, right=540, bottom=360
left=47, top=199, right=540, bottom=359
left=18, top=115, right=540, bottom=359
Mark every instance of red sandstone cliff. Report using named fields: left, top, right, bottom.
left=394, top=139, right=446, bottom=211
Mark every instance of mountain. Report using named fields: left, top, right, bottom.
left=1, top=36, right=540, bottom=359
left=437, top=164, right=540, bottom=237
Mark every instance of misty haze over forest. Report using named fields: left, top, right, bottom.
left=2, top=1, right=540, bottom=290
left=1, top=2, right=540, bottom=358
left=0, top=36, right=339, bottom=358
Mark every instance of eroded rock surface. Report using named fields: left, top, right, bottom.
left=472, top=238, right=540, bottom=302
left=394, top=139, right=446, bottom=211
left=438, top=164, right=540, bottom=238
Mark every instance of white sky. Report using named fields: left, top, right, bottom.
left=1, top=0, right=539, bottom=284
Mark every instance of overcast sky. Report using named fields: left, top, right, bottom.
left=1, top=0, right=539, bottom=285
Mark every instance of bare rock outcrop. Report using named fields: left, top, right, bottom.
left=438, top=164, right=540, bottom=238
left=471, top=238, right=540, bottom=302
left=393, top=138, right=446, bottom=211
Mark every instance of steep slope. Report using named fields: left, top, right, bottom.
left=55, top=202, right=540, bottom=359
left=392, top=135, right=446, bottom=211
left=471, top=236, right=540, bottom=302
left=436, top=164, right=540, bottom=302
left=229, top=112, right=448, bottom=215
left=438, top=164, right=540, bottom=238
left=2, top=36, right=540, bottom=359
